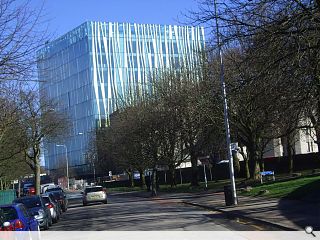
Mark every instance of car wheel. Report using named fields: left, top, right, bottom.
left=103, top=200, right=108, bottom=204
left=44, top=220, right=49, bottom=230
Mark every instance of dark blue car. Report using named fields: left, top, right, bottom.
left=13, top=196, right=52, bottom=230
left=0, top=204, right=39, bottom=231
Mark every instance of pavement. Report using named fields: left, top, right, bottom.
left=128, top=190, right=320, bottom=231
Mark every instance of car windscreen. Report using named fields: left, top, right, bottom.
left=0, top=207, right=18, bottom=221
left=85, top=187, right=103, bottom=193
left=45, top=188, right=62, bottom=193
left=13, top=197, right=41, bottom=208
left=42, top=196, right=50, bottom=204
left=50, top=191, right=63, bottom=199
left=48, top=194, right=58, bottom=203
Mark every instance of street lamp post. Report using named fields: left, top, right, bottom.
left=213, top=0, right=238, bottom=205
left=78, top=132, right=89, bottom=177
left=79, top=131, right=97, bottom=182
left=56, top=144, right=69, bottom=190
left=93, top=161, right=96, bottom=183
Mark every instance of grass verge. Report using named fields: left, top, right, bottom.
left=240, top=175, right=320, bottom=199
left=107, top=186, right=142, bottom=193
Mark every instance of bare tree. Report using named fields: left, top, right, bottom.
left=0, top=83, right=26, bottom=162
left=186, top=0, right=320, bottom=178
left=19, top=89, right=70, bottom=194
left=0, top=0, right=48, bottom=82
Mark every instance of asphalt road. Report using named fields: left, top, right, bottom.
left=48, top=192, right=280, bottom=231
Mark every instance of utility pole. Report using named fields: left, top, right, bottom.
left=56, top=144, right=69, bottom=190
left=93, top=161, right=96, bottom=183
left=213, top=0, right=238, bottom=205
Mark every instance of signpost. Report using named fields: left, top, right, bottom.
left=199, top=158, right=210, bottom=189
left=260, top=171, right=275, bottom=184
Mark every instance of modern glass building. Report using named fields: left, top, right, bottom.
left=37, top=21, right=205, bottom=175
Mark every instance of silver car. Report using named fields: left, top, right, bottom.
left=82, top=186, right=107, bottom=206
left=42, top=194, right=60, bottom=223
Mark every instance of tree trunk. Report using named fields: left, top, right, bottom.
left=286, top=137, right=294, bottom=175
left=169, top=165, right=176, bottom=187
left=317, top=0, right=320, bottom=10
left=252, top=160, right=260, bottom=180
left=139, top=169, right=145, bottom=188
left=259, top=151, right=265, bottom=172
left=248, top=146, right=260, bottom=180
left=151, top=168, right=157, bottom=197
left=315, top=129, right=320, bottom=165
left=232, top=151, right=240, bottom=175
left=244, top=158, right=250, bottom=179
left=190, top=150, right=199, bottom=187
left=239, top=146, right=250, bottom=179
left=259, top=159, right=265, bottom=172
left=126, top=170, right=134, bottom=188
left=34, top=147, right=41, bottom=195
left=35, top=157, right=41, bottom=195
left=18, top=180, right=21, bottom=198
left=130, top=171, right=134, bottom=187
left=314, top=80, right=320, bottom=164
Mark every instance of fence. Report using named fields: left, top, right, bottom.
left=0, top=190, right=16, bottom=205
left=100, top=152, right=319, bottom=188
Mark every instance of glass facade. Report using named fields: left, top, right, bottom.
left=37, top=21, right=205, bottom=174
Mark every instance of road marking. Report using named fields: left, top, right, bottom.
left=236, top=219, right=249, bottom=225
left=251, top=224, right=265, bottom=231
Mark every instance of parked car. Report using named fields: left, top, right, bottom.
left=23, top=183, right=35, bottom=196
left=40, top=183, right=56, bottom=194
left=13, top=196, right=52, bottom=230
left=41, top=194, right=61, bottom=223
left=46, top=192, right=62, bottom=214
left=82, top=186, right=107, bottom=206
left=45, top=188, right=68, bottom=212
left=0, top=208, right=6, bottom=229
left=0, top=204, right=39, bottom=231
left=44, top=186, right=62, bottom=193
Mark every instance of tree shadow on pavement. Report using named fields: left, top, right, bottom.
left=279, top=179, right=320, bottom=231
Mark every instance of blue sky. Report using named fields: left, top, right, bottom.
left=32, top=0, right=201, bottom=38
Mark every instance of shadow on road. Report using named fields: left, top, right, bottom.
left=51, top=195, right=216, bottom=231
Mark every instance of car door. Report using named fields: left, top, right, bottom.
left=49, top=194, right=61, bottom=214
left=20, top=205, right=38, bottom=231
left=40, top=197, right=51, bottom=222
left=49, top=196, right=59, bottom=217
left=62, top=192, right=68, bottom=209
